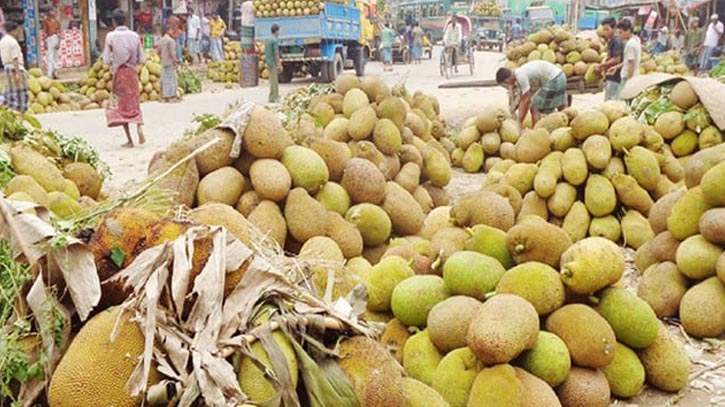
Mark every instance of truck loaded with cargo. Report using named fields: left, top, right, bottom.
left=254, top=0, right=375, bottom=83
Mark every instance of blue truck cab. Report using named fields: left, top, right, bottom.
left=255, top=1, right=368, bottom=83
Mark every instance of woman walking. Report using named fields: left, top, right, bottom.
left=412, top=22, right=424, bottom=63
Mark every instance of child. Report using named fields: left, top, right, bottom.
left=158, top=19, right=181, bottom=102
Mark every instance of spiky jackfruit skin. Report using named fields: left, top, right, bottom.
left=336, top=336, right=408, bottom=407
left=90, top=207, right=163, bottom=282
left=48, top=307, right=159, bottom=407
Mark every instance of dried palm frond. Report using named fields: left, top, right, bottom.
left=112, top=224, right=374, bottom=407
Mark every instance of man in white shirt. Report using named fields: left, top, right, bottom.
left=496, top=60, right=567, bottom=126
left=443, top=15, right=462, bottom=70
left=700, top=13, right=724, bottom=71
left=186, top=8, right=201, bottom=64
left=1, top=21, right=29, bottom=112
left=240, top=0, right=255, bottom=53
left=609, top=19, right=640, bottom=88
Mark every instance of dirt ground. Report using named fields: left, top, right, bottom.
left=36, top=47, right=725, bottom=406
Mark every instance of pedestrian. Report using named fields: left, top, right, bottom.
left=240, top=0, right=255, bottom=53
left=700, top=14, right=723, bottom=72
left=652, top=26, right=669, bottom=55
left=608, top=19, right=641, bottom=89
left=412, top=21, right=423, bottom=63
left=175, top=14, right=187, bottom=63
left=0, top=21, right=29, bottom=112
left=685, top=17, right=704, bottom=70
left=186, top=8, right=201, bottom=64
left=42, top=8, right=61, bottom=78
left=671, top=27, right=684, bottom=54
left=103, top=8, right=145, bottom=148
left=209, top=13, right=226, bottom=62
left=443, top=15, right=462, bottom=71
left=380, top=23, right=394, bottom=71
left=598, top=17, right=624, bottom=101
left=512, top=18, right=522, bottom=41
left=265, top=23, right=281, bottom=103
left=496, top=60, right=567, bottom=126
left=0, top=6, right=5, bottom=36
left=159, top=18, right=181, bottom=103
left=136, top=4, right=153, bottom=34
left=200, top=13, right=211, bottom=63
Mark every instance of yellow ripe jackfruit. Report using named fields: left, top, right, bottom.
left=48, top=307, right=159, bottom=407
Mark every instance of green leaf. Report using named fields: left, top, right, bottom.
left=110, top=245, right=126, bottom=268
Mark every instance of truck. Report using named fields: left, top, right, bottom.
left=254, top=0, right=375, bottom=83
left=522, top=6, right=555, bottom=33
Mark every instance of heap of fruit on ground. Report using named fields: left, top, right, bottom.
left=148, top=75, right=453, bottom=275
left=448, top=99, right=717, bottom=247
left=1, top=113, right=107, bottom=219
left=505, top=26, right=605, bottom=79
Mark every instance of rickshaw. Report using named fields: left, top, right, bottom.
left=440, top=15, right=475, bottom=79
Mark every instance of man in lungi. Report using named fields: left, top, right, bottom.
left=0, top=21, right=29, bottom=112
left=103, top=9, right=146, bottom=148
left=159, top=17, right=181, bottom=103
left=496, top=60, right=567, bottom=127
left=240, top=0, right=255, bottom=53
left=265, top=23, right=281, bottom=102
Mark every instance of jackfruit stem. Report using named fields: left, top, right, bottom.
left=515, top=243, right=526, bottom=254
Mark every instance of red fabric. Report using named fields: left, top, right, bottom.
left=105, top=66, right=143, bottom=127
left=137, top=11, right=153, bottom=26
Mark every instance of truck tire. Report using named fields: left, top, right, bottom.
left=321, top=62, right=333, bottom=83
left=279, top=67, right=294, bottom=83
left=353, top=48, right=365, bottom=76
left=330, top=53, right=343, bottom=80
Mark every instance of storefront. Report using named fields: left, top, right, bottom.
left=0, top=0, right=90, bottom=70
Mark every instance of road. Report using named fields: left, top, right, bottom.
left=37, top=47, right=603, bottom=192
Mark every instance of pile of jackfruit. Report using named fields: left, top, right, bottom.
left=78, top=50, right=184, bottom=109
left=25, top=68, right=82, bottom=113
left=505, top=26, right=605, bottom=82
left=5, top=75, right=725, bottom=407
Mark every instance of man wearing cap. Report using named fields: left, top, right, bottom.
left=685, top=17, right=703, bottom=70
left=701, top=14, right=724, bottom=71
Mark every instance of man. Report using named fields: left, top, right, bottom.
left=42, top=8, right=61, bottom=78
left=597, top=17, right=624, bottom=101
left=671, top=27, right=684, bottom=54
left=380, top=23, right=394, bottom=71
left=240, top=0, right=255, bottom=53
left=0, top=21, right=29, bottom=112
left=103, top=9, right=145, bottom=148
left=609, top=19, right=640, bottom=89
left=159, top=18, right=181, bottom=102
left=186, top=8, right=201, bottom=64
left=443, top=15, right=462, bottom=70
left=700, top=14, right=723, bottom=72
left=512, top=18, right=522, bottom=41
left=496, top=60, right=567, bottom=126
left=652, top=26, right=669, bottom=55
left=685, top=17, right=704, bottom=70
left=265, top=24, right=282, bottom=103
left=209, top=13, right=226, bottom=62
left=200, top=12, right=211, bottom=63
